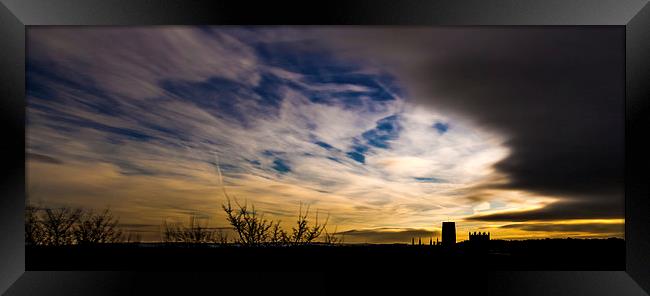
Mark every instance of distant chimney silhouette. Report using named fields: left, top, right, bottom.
left=442, top=222, right=456, bottom=247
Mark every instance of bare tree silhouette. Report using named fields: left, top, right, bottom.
left=222, top=198, right=330, bottom=246
left=323, top=226, right=344, bottom=245
left=215, top=159, right=329, bottom=246
left=223, top=198, right=273, bottom=246
left=41, top=207, right=82, bottom=246
left=74, top=208, right=123, bottom=245
left=269, top=220, right=287, bottom=245
left=288, top=204, right=328, bottom=245
left=25, top=205, right=45, bottom=246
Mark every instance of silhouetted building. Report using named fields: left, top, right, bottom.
left=468, top=231, right=490, bottom=250
left=469, top=231, right=490, bottom=242
left=441, top=222, right=456, bottom=247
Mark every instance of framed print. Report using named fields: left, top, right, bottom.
left=1, top=0, right=649, bottom=295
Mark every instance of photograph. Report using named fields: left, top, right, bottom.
left=24, top=26, right=626, bottom=271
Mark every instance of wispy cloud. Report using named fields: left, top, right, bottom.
left=26, top=27, right=622, bottom=241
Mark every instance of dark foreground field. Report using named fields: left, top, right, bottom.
left=27, top=238, right=624, bottom=271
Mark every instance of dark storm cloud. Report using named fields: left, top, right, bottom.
left=499, top=222, right=623, bottom=234
left=321, top=28, right=624, bottom=221
left=465, top=200, right=622, bottom=222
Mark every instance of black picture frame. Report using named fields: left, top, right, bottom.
left=1, top=0, right=649, bottom=295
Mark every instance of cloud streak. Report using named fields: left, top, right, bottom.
left=337, top=228, right=440, bottom=244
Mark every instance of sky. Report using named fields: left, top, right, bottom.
left=26, top=27, right=624, bottom=243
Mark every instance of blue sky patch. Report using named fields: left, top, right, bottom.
left=252, top=72, right=286, bottom=108
left=46, top=116, right=155, bottom=142
left=27, top=60, right=124, bottom=117
left=327, top=156, right=342, bottom=163
left=272, top=158, right=291, bottom=173
left=346, top=151, right=365, bottom=164
left=414, top=177, right=446, bottom=183
left=350, top=139, right=369, bottom=154
left=262, top=150, right=286, bottom=158
left=314, top=141, right=336, bottom=151
left=254, top=41, right=357, bottom=78
left=433, top=122, right=450, bottom=134
left=161, top=76, right=282, bottom=127
left=253, top=41, right=399, bottom=110
left=362, top=115, right=402, bottom=149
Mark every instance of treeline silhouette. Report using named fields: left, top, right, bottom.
left=26, top=201, right=624, bottom=270
left=25, top=205, right=126, bottom=246
left=27, top=198, right=343, bottom=247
